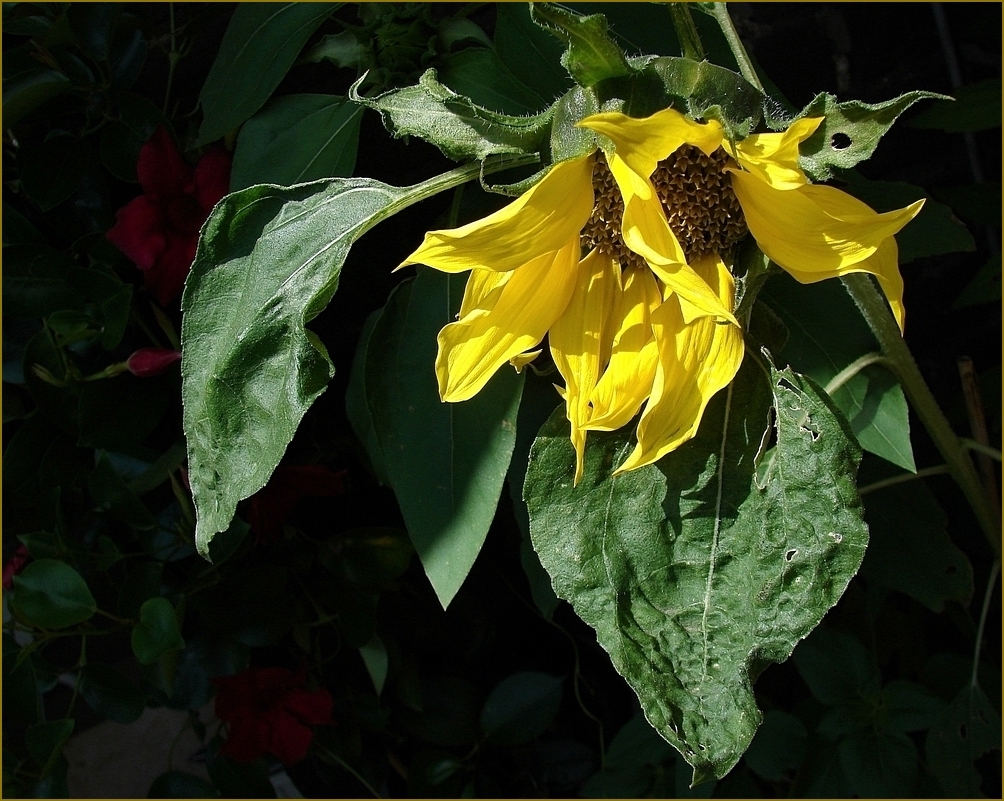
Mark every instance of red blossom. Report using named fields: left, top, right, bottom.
left=213, top=666, right=335, bottom=765
left=3, top=544, right=30, bottom=589
left=126, top=347, right=182, bottom=377
left=247, top=464, right=347, bottom=545
left=107, top=127, right=231, bottom=306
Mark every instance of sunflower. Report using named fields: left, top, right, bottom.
left=400, top=107, right=924, bottom=483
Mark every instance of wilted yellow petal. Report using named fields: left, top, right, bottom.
left=580, top=108, right=724, bottom=181
left=401, top=156, right=594, bottom=274
left=727, top=117, right=821, bottom=189
left=730, top=169, right=924, bottom=276
left=616, top=256, right=744, bottom=472
left=550, top=249, right=621, bottom=484
left=605, top=152, right=738, bottom=325
left=436, top=240, right=579, bottom=402
left=586, top=266, right=661, bottom=431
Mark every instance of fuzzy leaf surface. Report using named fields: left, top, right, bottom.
left=182, top=176, right=431, bottom=556
left=525, top=359, right=868, bottom=783
left=353, top=69, right=552, bottom=162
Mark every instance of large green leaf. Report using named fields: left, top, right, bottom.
left=480, top=671, right=564, bottom=746
left=196, top=3, right=338, bottom=145
left=494, top=3, right=571, bottom=106
left=182, top=164, right=489, bottom=556
left=525, top=358, right=868, bottom=783
left=364, top=269, right=524, bottom=608
left=230, top=94, right=363, bottom=191
left=761, top=272, right=916, bottom=472
left=439, top=48, right=552, bottom=116
left=353, top=68, right=552, bottom=162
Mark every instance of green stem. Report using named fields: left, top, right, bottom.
left=668, top=3, right=705, bottom=61
left=842, top=274, right=1001, bottom=554
left=857, top=465, right=951, bottom=496
left=824, top=352, right=891, bottom=395
left=971, top=559, right=1000, bottom=688
left=962, top=439, right=1003, bottom=462
left=706, top=3, right=764, bottom=90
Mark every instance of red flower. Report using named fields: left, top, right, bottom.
left=107, top=127, right=231, bottom=306
left=213, top=667, right=335, bottom=765
left=247, top=464, right=347, bottom=545
left=3, top=544, right=30, bottom=589
left=126, top=347, right=182, bottom=377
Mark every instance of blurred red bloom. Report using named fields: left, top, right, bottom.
left=106, top=127, right=231, bottom=306
left=126, top=347, right=182, bottom=377
left=213, top=666, right=335, bottom=765
left=247, top=464, right=347, bottom=545
left=3, top=544, right=30, bottom=589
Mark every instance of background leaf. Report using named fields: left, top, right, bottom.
left=529, top=3, right=634, bottom=88
left=925, top=684, right=1002, bottom=797
left=11, top=559, right=97, bottom=629
left=494, top=3, right=571, bottom=106
left=230, top=94, right=363, bottom=191
left=908, top=78, right=1002, bottom=133
left=197, top=2, right=338, bottom=145
left=131, top=597, right=186, bottom=665
left=525, top=359, right=868, bottom=782
left=480, top=671, right=564, bottom=746
left=364, top=269, right=524, bottom=607
left=761, top=272, right=916, bottom=472
left=182, top=174, right=445, bottom=556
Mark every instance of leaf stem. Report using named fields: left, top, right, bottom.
left=971, top=558, right=1000, bottom=688
left=668, top=4, right=705, bottom=62
left=823, top=352, right=892, bottom=395
left=841, top=273, right=1001, bottom=555
left=705, top=3, right=764, bottom=91
left=962, top=439, right=1003, bottom=462
left=857, top=464, right=951, bottom=496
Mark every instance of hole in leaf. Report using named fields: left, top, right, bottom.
left=959, top=723, right=969, bottom=741
left=831, top=132, right=852, bottom=150
left=785, top=549, right=798, bottom=562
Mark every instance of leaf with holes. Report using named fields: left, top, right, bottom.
left=365, top=269, right=524, bottom=608
left=525, top=357, right=868, bottom=783
left=797, top=91, right=949, bottom=181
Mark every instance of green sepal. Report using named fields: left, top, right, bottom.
left=529, top=3, right=635, bottom=88
left=351, top=69, right=553, bottom=163
left=797, top=91, right=951, bottom=181
left=524, top=355, right=868, bottom=783
left=597, top=56, right=767, bottom=141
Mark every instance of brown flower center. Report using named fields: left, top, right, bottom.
left=580, top=146, right=748, bottom=266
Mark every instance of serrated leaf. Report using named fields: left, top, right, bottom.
left=230, top=94, right=363, bottom=191
left=352, top=68, right=552, bottom=162
left=365, top=269, right=524, bottom=608
left=182, top=167, right=482, bottom=556
left=196, top=2, right=338, bottom=145
left=797, top=91, right=949, bottom=181
left=761, top=273, right=916, bottom=472
left=525, top=358, right=868, bottom=782
left=909, top=78, right=1002, bottom=133
left=530, top=3, right=634, bottom=88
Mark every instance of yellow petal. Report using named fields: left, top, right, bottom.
left=401, top=156, right=594, bottom=274
left=727, top=117, right=821, bottom=189
left=605, top=152, right=739, bottom=325
left=436, top=240, right=579, bottom=402
left=459, top=267, right=510, bottom=318
left=510, top=350, right=542, bottom=372
left=616, top=255, right=744, bottom=473
left=549, top=248, right=621, bottom=485
left=586, top=265, right=661, bottom=431
left=730, top=169, right=924, bottom=276
left=579, top=108, right=724, bottom=181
